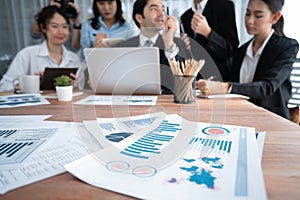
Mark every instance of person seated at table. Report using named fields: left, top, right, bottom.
left=180, top=0, right=239, bottom=80
left=0, top=5, right=85, bottom=92
left=80, top=0, right=134, bottom=61
left=31, top=0, right=81, bottom=51
left=196, top=0, right=299, bottom=120
left=117, top=0, right=189, bottom=94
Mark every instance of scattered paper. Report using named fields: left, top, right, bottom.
left=197, top=91, right=249, bottom=100
left=0, top=94, right=50, bottom=108
left=256, top=132, right=266, bottom=162
left=75, top=95, right=158, bottom=106
left=66, top=113, right=266, bottom=200
left=0, top=122, right=99, bottom=194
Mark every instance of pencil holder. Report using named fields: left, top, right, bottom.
left=173, top=75, right=196, bottom=104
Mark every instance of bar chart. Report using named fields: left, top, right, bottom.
left=120, top=120, right=181, bottom=159
left=188, top=137, right=232, bottom=154
left=0, top=128, right=57, bottom=165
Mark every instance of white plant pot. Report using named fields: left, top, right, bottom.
left=56, top=85, right=73, bottom=101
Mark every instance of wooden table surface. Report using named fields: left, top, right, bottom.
left=1, top=92, right=300, bottom=200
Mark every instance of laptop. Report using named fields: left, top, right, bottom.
left=84, top=47, right=161, bottom=95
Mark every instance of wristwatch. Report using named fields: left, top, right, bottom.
left=73, top=23, right=81, bottom=30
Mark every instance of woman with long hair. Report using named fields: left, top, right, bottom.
left=0, top=5, right=84, bottom=92
left=80, top=0, right=134, bottom=61
left=196, top=0, right=299, bottom=120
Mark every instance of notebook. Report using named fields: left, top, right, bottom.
left=84, top=47, right=161, bottom=95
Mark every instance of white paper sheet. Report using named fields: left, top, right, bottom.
left=66, top=114, right=266, bottom=200
left=0, top=115, right=52, bottom=128
left=0, top=123, right=100, bottom=194
left=256, top=132, right=266, bottom=162
left=0, top=93, right=50, bottom=108
left=74, top=95, right=158, bottom=106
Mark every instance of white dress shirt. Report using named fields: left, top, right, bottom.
left=240, top=29, right=274, bottom=83
left=0, top=41, right=85, bottom=92
left=192, top=0, right=208, bottom=14
left=139, top=33, right=179, bottom=58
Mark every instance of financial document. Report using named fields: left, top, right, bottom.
left=66, top=113, right=266, bottom=200
left=0, top=122, right=98, bottom=194
left=0, top=93, right=50, bottom=108
left=74, top=95, right=158, bottom=106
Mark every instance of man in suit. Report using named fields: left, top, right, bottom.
left=118, top=0, right=189, bottom=94
left=180, top=0, right=239, bottom=80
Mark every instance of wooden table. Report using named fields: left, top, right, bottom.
left=1, top=92, right=300, bottom=200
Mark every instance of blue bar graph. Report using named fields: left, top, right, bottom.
left=188, top=137, right=232, bottom=154
left=120, top=120, right=181, bottom=159
left=99, top=123, right=116, bottom=131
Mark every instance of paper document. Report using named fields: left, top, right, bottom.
left=75, top=95, right=158, bottom=106
left=66, top=113, right=266, bottom=200
left=256, top=132, right=266, bottom=162
left=196, top=90, right=249, bottom=99
left=0, top=93, right=50, bottom=108
left=0, top=123, right=99, bottom=194
left=0, top=115, right=52, bottom=128
left=0, top=128, right=57, bottom=167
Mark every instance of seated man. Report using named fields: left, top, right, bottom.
left=117, top=0, right=189, bottom=94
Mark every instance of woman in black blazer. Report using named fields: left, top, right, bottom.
left=197, top=0, right=299, bottom=119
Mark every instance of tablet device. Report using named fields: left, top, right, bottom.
left=41, top=67, right=78, bottom=90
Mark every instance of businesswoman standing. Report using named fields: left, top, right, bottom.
left=80, top=0, right=134, bottom=61
left=0, top=5, right=84, bottom=92
left=196, top=0, right=299, bottom=119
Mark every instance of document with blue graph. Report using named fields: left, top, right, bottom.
left=65, top=113, right=266, bottom=200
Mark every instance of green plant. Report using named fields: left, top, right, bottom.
left=54, top=75, right=73, bottom=86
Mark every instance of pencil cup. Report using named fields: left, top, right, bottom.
left=173, top=75, right=196, bottom=104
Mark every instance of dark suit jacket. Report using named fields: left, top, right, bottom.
left=226, top=32, right=299, bottom=119
left=180, top=0, right=239, bottom=80
left=117, top=35, right=189, bottom=94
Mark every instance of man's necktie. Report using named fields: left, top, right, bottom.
left=144, top=40, right=153, bottom=47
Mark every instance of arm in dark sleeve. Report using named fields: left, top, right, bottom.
left=230, top=39, right=299, bottom=99
left=205, top=1, right=239, bottom=60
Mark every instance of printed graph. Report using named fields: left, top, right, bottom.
left=188, top=137, right=232, bottom=154
left=120, top=120, right=181, bottom=159
left=0, top=128, right=57, bottom=165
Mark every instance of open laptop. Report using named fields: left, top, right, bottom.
left=84, top=47, right=161, bottom=95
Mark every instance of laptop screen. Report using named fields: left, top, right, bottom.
left=84, top=47, right=161, bottom=95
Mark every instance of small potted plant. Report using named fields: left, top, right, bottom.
left=54, top=75, right=73, bottom=101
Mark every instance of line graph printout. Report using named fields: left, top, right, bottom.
left=66, top=114, right=267, bottom=200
